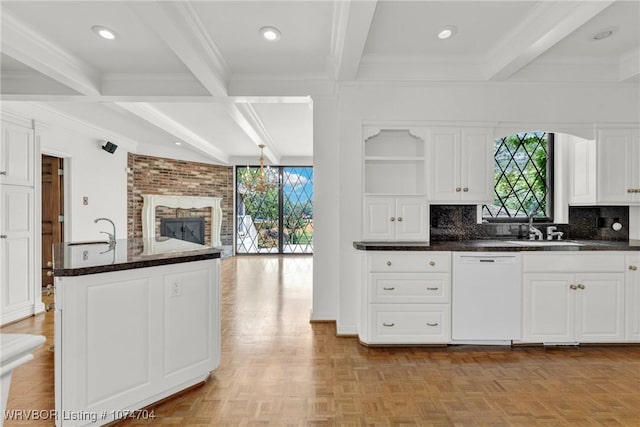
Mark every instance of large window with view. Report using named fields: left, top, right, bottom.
left=482, top=132, right=553, bottom=221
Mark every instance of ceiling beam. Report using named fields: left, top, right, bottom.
left=329, top=0, right=378, bottom=81
left=485, top=0, right=615, bottom=81
left=0, top=94, right=312, bottom=104
left=231, top=103, right=281, bottom=164
left=115, top=102, right=230, bottom=164
left=0, top=11, right=102, bottom=95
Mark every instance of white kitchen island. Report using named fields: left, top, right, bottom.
left=52, top=237, right=221, bottom=427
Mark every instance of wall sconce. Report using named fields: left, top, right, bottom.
left=101, top=141, right=118, bottom=154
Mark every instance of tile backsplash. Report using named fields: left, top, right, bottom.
left=430, top=205, right=629, bottom=241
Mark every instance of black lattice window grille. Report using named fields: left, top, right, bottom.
left=482, top=132, right=553, bottom=220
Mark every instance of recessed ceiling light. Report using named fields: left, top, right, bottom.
left=437, top=26, right=457, bottom=40
left=174, top=141, right=182, bottom=146
left=91, top=25, right=117, bottom=40
left=259, top=26, right=281, bottom=42
left=592, top=27, right=617, bottom=41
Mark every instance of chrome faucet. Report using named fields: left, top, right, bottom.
left=95, top=217, right=116, bottom=246
left=528, top=210, right=544, bottom=240
left=546, top=226, right=564, bottom=241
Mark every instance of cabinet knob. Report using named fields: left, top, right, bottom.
left=397, top=217, right=403, bottom=222
left=0, top=171, right=7, bottom=176
left=0, top=235, right=7, bottom=239
left=463, top=187, right=469, bottom=192
left=577, top=284, right=585, bottom=290
left=429, top=261, right=435, bottom=266
left=455, top=187, right=461, bottom=192
left=390, top=217, right=395, bottom=222
left=47, top=261, right=53, bottom=267
left=569, top=284, right=578, bottom=290
left=382, top=322, right=395, bottom=327
left=628, top=189, right=633, bottom=193
left=47, top=271, right=54, bottom=277
left=386, top=261, right=392, bottom=266
left=630, top=265, right=638, bottom=271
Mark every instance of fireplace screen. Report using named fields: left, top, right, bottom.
left=160, top=217, right=205, bottom=245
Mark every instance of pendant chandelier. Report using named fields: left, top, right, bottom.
left=241, top=144, right=277, bottom=193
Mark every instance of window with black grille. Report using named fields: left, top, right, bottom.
left=482, top=132, right=553, bottom=221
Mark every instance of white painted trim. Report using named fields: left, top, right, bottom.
left=142, top=194, right=223, bottom=246
left=336, top=325, right=358, bottom=336
left=309, top=310, right=337, bottom=322
left=232, top=103, right=281, bottom=163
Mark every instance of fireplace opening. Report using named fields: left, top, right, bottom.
left=160, top=217, right=205, bottom=245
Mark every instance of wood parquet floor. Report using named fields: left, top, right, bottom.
left=2, top=255, right=640, bottom=426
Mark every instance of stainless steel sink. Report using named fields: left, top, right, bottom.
left=66, top=241, right=110, bottom=246
left=505, top=240, right=584, bottom=246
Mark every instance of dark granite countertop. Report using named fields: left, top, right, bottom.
left=53, top=237, right=222, bottom=276
left=353, top=239, right=640, bottom=252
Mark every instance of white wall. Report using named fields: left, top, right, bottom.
left=330, top=82, right=640, bottom=332
left=40, top=126, right=129, bottom=242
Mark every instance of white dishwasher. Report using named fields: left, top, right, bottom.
left=452, top=252, right=522, bottom=344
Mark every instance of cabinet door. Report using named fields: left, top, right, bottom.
left=363, top=196, right=395, bottom=240
left=394, top=197, right=428, bottom=241
left=596, top=130, right=636, bottom=204
left=626, top=255, right=640, bottom=340
left=460, top=128, right=494, bottom=203
left=0, top=186, right=35, bottom=324
left=522, top=274, right=574, bottom=343
left=428, top=128, right=460, bottom=201
left=574, top=273, right=625, bottom=342
left=570, top=139, right=596, bottom=204
left=1, top=122, right=34, bottom=186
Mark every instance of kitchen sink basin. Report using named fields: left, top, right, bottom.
left=505, top=240, right=584, bottom=246
left=66, top=241, right=110, bottom=246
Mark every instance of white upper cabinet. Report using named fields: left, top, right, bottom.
left=427, top=127, right=494, bottom=203
left=363, top=127, right=426, bottom=196
left=571, top=128, right=640, bottom=205
left=0, top=121, right=35, bottom=187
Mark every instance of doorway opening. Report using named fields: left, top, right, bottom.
left=41, top=154, right=64, bottom=300
left=236, top=166, right=313, bottom=254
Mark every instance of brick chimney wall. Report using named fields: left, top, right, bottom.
left=127, top=153, right=234, bottom=246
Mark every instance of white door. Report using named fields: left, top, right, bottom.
left=460, top=128, right=494, bottom=203
left=626, top=255, right=640, bottom=340
left=363, top=196, right=395, bottom=240
left=0, top=122, right=34, bottom=187
left=0, top=186, right=35, bottom=324
left=394, top=197, right=427, bottom=241
left=522, top=274, right=574, bottom=343
left=574, top=273, right=625, bottom=342
left=597, top=130, right=635, bottom=204
left=428, top=128, right=460, bottom=201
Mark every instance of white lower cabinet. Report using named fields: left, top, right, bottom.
left=363, top=196, right=428, bottom=241
left=360, top=252, right=450, bottom=345
left=626, top=254, right=640, bottom=341
left=522, top=253, right=626, bottom=344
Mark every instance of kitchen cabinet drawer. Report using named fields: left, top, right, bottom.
left=523, top=253, right=625, bottom=273
left=369, top=252, right=450, bottom=273
left=369, top=273, right=449, bottom=303
left=369, top=304, right=450, bottom=344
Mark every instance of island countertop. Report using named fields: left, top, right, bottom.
left=53, top=237, right=222, bottom=276
left=353, top=239, right=640, bottom=252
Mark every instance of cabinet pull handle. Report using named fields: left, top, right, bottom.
left=390, top=217, right=395, bottom=222
left=0, top=235, right=7, bottom=239
left=383, top=287, right=395, bottom=291
left=455, top=187, right=461, bottom=192
left=0, top=171, right=6, bottom=176
left=429, top=261, right=435, bottom=266
left=397, top=217, right=403, bottom=222
left=463, top=187, right=469, bottom=192
left=386, top=261, right=392, bottom=266
left=569, top=284, right=578, bottom=290
left=577, top=284, right=585, bottom=290
left=426, top=322, right=439, bottom=327
left=382, top=322, right=395, bottom=327
left=630, top=265, right=638, bottom=271
left=426, top=287, right=438, bottom=291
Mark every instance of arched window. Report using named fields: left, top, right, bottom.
left=482, top=132, right=554, bottom=221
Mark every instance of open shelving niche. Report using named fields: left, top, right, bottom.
left=363, top=128, right=426, bottom=196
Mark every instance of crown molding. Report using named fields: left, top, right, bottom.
left=232, top=103, right=281, bottom=164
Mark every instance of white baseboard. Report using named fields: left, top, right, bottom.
left=309, top=310, right=336, bottom=322
left=1, top=305, right=42, bottom=326
left=336, top=325, right=358, bottom=336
